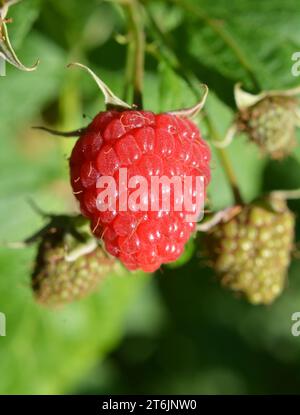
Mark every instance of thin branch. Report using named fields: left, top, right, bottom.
left=204, top=114, right=243, bottom=205
left=123, top=33, right=134, bottom=101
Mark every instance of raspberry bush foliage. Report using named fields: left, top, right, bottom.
left=1, top=0, right=300, bottom=396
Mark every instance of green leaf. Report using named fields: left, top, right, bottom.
left=169, top=0, right=300, bottom=98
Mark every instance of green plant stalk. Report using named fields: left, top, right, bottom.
left=142, top=4, right=243, bottom=205
left=123, top=0, right=145, bottom=108
left=58, top=50, right=83, bottom=160
left=123, top=33, right=134, bottom=102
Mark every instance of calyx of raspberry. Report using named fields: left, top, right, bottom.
left=0, top=0, right=20, bottom=18
left=68, top=62, right=208, bottom=117
left=234, top=83, right=300, bottom=112
left=34, top=64, right=209, bottom=137
left=199, top=192, right=296, bottom=305
left=0, top=0, right=39, bottom=71
left=223, top=84, right=300, bottom=158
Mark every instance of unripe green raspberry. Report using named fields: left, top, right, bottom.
left=233, top=84, right=300, bottom=159
left=237, top=95, right=298, bottom=159
left=204, top=200, right=295, bottom=304
left=32, top=228, right=117, bottom=308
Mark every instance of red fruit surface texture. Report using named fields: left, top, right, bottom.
left=70, top=110, right=211, bottom=272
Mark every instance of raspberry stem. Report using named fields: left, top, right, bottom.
left=204, top=114, right=243, bottom=205
left=123, top=0, right=145, bottom=109
left=123, top=31, right=134, bottom=102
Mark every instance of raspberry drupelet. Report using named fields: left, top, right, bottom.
left=70, top=109, right=211, bottom=272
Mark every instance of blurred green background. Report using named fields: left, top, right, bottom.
left=1, top=0, right=300, bottom=394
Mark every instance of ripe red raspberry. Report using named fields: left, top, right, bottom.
left=69, top=110, right=211, bottom=272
